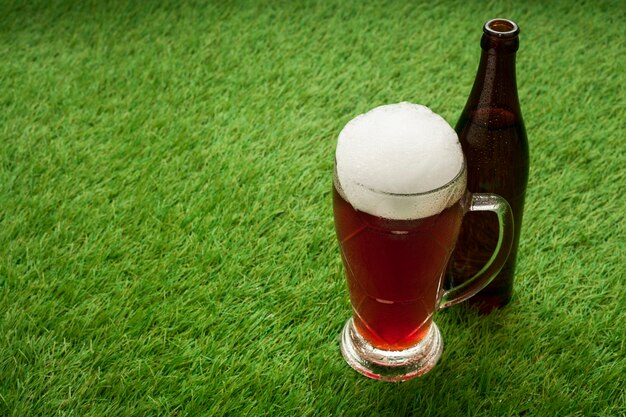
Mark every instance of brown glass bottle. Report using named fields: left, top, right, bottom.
left=445, top=18, right=529, bottom=313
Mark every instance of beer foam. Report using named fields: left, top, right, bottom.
left=335, top=102, right=466, bottom=220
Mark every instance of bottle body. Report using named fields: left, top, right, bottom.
left=445, top=19, right=529, bottom=312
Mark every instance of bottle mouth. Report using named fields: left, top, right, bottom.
left=484, top=18, right=519, bottom=38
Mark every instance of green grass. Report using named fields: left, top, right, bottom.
left=1, top=0, right=624, bottom=415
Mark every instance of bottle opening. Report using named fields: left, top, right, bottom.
left=484, top=18, right=519, bottom=38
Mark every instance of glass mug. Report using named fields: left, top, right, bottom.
left=333, top=162, right=514, bottom=381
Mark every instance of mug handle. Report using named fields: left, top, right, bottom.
left=438, top=193, right=514, bottom=310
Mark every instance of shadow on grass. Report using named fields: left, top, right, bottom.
left=339, top=302, right=549, bottom=416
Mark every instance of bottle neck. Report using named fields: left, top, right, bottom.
left=465, top=34, right=520, bottom=113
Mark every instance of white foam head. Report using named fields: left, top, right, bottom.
left=335, top=102, right=466, bottom=220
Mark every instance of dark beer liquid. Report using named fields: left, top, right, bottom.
left=333, top=187, right=463, bottom=350
left=445, top=19, right=529, bottom=312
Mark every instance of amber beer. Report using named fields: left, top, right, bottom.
left=333, top=184, right=463, bottom=350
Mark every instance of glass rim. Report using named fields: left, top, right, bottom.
left=484, top=18, right=520, bottom=38
left=340, top=163, right=466, bottom=198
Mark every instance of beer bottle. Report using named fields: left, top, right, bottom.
left=445, top=18, right=529, bottom=312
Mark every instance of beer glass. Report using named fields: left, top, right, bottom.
left=333, top=162, right=514, bottom=381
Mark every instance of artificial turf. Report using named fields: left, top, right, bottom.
left=1, top=0, right=624, bottom=415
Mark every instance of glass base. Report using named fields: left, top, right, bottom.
left=340, top=318, right=443, bottom=382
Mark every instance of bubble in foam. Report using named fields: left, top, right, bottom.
left=335, top=102, right=466, bottom=220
